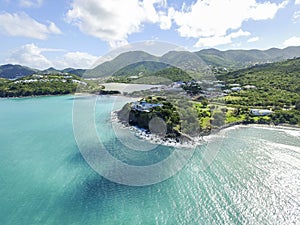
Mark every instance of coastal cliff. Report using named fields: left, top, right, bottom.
left=117, top=97, right=182, bottom=139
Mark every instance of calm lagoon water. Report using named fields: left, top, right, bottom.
left=0, top=95, right=299, bottom=224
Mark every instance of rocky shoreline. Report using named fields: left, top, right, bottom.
left=111, top=111, right=204, bottom=148
left=111, top=109, right=300, bottom=149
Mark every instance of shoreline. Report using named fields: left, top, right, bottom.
left=0, top=93, right=75, bottom=99
left=3, top=93, right=299, bottom=141
left=208, top=121, right=300, bottom=133
left=0, top=91, right=120, bottom=99
left=111, top=110, right=300, bottom=148
left=111, top=111, right=204, bottom=148
left=212, top=122, right=300, bottom=134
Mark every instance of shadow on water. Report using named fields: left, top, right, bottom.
left=62, top=151, right=164, bottom=215
left=67, top=151, right=86, bottom=165
left=66, top=95, right=106, bottom=101
left=67, top=95, right=119, bottom=101
left=59, top=172, right=162, bottom=216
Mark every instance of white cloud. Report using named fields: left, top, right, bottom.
left=247, top=37, right=260, bottom=43
left=0, top=12, right=61, bottom=39
left=295, top=0, right=300, bottom=5
left=171, top=0, right=287, bottom=47
left=229, top=29, right=251, bottom=39
left=195, top=29, right=250, bottom=47
left=158, top=8, right=173, bottom=30
left=65, top=0, right=287, bottom=48
left=19, top=0, right=43, bottom=7
left=293, top=11, right=300, bottom=23
left=6, top=44, right=98, bottom=69
left=66, top=0, right=169, bottom=48
left=6, top=44, right=53, bottom=69
left=283, top=36, right=300, bottom=47
left=57, top=52, right=98, bottom=69
left=48, top=21, right=62, bottom=34
left=195, top=36, right=232, bottom=47
left=248, top=0, right=288, bottom=20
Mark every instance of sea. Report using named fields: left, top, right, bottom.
left=0, top=95, right=299, bottom=225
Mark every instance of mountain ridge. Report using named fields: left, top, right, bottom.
left=196, top=46, right=300, bottom=68
left=1, top=46, right=300, bottom=79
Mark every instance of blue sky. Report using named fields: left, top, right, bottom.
left=0, top=0, right=300, bottom=69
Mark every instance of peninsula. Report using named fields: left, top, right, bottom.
left=114, top=57, right=300, bottom=143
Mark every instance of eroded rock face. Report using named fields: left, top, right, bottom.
left=128, top=110, right=152, bottom=131
left=117, top=99, right=180, bottom=138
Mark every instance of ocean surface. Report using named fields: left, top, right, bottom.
left=0, top=95, right=299, bottom=225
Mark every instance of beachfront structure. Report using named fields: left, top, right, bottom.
left=223, top=89, right=232, bottom=93
left=131, top=101, right=163, bottom=112
left=172, top=81, right=185, bottom=88
left=214, top=83, right=225, bottom=88
left=231, top=87, right=242, bottom=91
left=14, top=79, right=38, bottom=83
left=72, top=80, right=87, bottom=86
left=250, top=109, right=273, bottom=116
left=229, top=84, right=241, bottom=87
left=243, top=85, right=256, bottom=89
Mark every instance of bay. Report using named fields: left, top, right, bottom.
left=0, top=95, right=299, bottom=225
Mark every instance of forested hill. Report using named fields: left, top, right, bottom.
left=216, top=57, right=300, bottom=125
left=88, top=46, right=300, bottom=78
left=0, top=73, right=102, bottom=97
left=217, top=57, right=300, bottom=94
left=2, top=46, right=300, bottom=79
left=107, top=66, right=192, bottom=84
left=196, top=46, right=300, bottom=68
left=87, top=51, right=159, bottom=78
left=0, top=64, right=87, bottom=80
left=112, top=61, right=172, bottom=77
left=0, top=64, right=37, bottom=79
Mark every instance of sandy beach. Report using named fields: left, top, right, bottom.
left=101, top=83, right=163, bottom=94
left=111, top=107, right=300, bottom=149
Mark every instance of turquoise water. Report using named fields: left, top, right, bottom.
left=0, top=95, right=299, bottom=224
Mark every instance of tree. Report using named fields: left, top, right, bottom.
left=211, top=111, right=226, bottom=127
left=296, top=100, right=300, bottom=111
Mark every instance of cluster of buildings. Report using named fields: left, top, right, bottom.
left=132, top=79, right=272, bottom=117
left=141, top=79, right=258, bottom=99
left=13, top=74, right=87, bottom=86
left=131, top=101, right=163, bottom=112
left=250, top=109, right=273, bottom=116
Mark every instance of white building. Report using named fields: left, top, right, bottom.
left=250, top=109, right=273, bottom=116
left=231, top=87, right=242, bottom=91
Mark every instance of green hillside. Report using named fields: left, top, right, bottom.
left=150, top=67, right=192, bottom=82
left=107, top=66, right=192, bottom=84
left=217, top=58, right=300, bottom=125
left=87, top=51, right=159, bottom=78
left=196, top=46, right=300, bottom=69
left=113, top=61, right=172, bottom=77
left=0, top=73, right=102, bottom=97
left=86, top=46, right=300, bottom=78
left=0, top=64, right=37, bottom=79
left=218, top=58, right=300, bottom=94
left=61, top=68, right=87, bottom=77
left=160, top=51, right=207, bottom=74
left=2, top=46, right=300, bottom=79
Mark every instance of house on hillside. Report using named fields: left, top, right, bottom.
left=172, top=81, right=185, bottom=88
left=231, top=87, right=242, bottom=92
left=250, top=109, right=273, bottom=116
left=72, top=80, right=87, bottom=86
left=131, top=101, right=163, bottom=112
left=243, top=85, right=256, bottom=89
left=229, top=84, right=240, bottom=87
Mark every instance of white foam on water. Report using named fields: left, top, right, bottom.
left=264, top=141, right=300, bottom=168
left=250, top=124, right=300, bottom=137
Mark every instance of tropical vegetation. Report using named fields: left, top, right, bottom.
left=0, top=73, right=103, bottom=97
